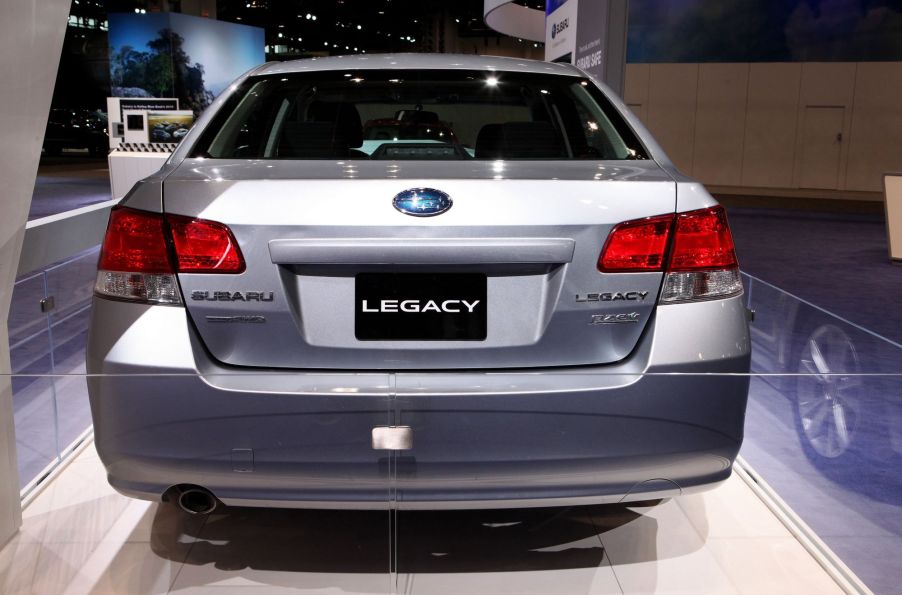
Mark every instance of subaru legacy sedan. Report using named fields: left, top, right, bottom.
left=87, top=54, right=750, bottom=513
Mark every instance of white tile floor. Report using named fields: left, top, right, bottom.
left=0, top=443, right=845, bottom=595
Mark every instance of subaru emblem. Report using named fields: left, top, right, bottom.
left=392, top=188, right=453, bottom=217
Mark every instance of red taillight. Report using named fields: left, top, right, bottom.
left=98, top=207, right=173, bottom=273
left=98, top=208, right=245, bottom=274
left=166, top=214, right=245, bottom=273
left=96, top=207, right=244, bottom=305
left=597, top=206, right=738, bottom=273
left=669, top=206, right=738, bottom=271
left=597, top=205, right=742, bottom=302
left=597, top=213, right=673, bottom=272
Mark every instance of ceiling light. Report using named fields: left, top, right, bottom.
left=486, top=76, right=498, bottom=86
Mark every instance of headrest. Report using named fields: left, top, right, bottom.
left=475, top=121, right=565, bottom=159
left=306, top=101, right=363, bottom=148
left=277, top=121, right=344, bottom=158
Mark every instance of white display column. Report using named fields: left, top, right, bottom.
left=0, top=0, right=72, bottom=546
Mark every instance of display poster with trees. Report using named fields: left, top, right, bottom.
left=108, top=12, right=264, bottom=114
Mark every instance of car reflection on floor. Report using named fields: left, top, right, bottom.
left=743, top=272, right=902, bottom=593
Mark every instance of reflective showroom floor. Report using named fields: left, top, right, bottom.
left=0, top=443, right=843, bottom=595
left=5, top=155, right=900, bottom=593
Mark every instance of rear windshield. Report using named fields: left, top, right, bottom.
left=190, top=69, right=648, bottom=161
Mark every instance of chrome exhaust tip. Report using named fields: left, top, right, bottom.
left=177, top=487, right=218, bottom=515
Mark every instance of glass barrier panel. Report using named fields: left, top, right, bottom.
left=43, top=247, right=98, bottom=450
left=745, top=272, right=902, bottom=375
left=10, top=371, right=58, bottom=491
left=8, top=271, right=47, bottom=345
left=741, top=373, right=902, bottom=595
left=741, top=275, right=902, bottom=594
left=9, top=272, right=58, bottom=489
left=43, top=246, right=99, bottom=318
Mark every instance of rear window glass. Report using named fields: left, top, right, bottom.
left=190, top=69, right=648, bottom=161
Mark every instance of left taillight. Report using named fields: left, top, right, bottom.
left=166, top=213, right=245, bottom=274
left=95, top=207, right=244, bottom=305
left=95, top=207, right=181, bottom=304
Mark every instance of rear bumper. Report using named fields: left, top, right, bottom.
left=87, top=294, right=751, bottom=509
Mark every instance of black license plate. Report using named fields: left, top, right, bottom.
left=355, top=273, right=487, bottom=341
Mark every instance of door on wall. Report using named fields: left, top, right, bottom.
left=799, top=106, right=845, bottom=190
left=627, top=102, right=646, bottom=122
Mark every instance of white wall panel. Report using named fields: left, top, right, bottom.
left=692, top=63, right=749, bottom=186
left=847, top=62, right=902, bottom=192
left=740, top=63, right=801, bottom=188
left=645, top=64, right=699, bottom=175
left=624, top=63, right=649, bottom=123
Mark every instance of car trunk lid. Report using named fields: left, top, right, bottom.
left=164, top=159, right=674, bottom=370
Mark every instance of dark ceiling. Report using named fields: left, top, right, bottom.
left=216, top=0, right=504, bottom=56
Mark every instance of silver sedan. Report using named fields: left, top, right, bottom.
left=87, top=54, right=750, bottom=513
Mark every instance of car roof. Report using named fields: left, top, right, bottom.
left=253, top=53, right=584, bottom=77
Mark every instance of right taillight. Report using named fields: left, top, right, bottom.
left=598, top=205, right=742, bottom=303
left=95, top=207, right=245, bottom=305
left=661, top=206, right=741, bottom=303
